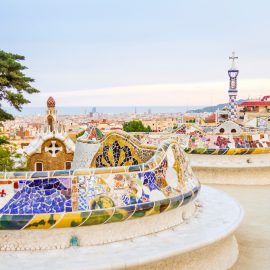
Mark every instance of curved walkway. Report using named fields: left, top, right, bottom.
left=209, top=184, right=270, bottom=270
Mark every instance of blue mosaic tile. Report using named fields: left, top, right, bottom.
left=0, top=178, right=71, bottom=214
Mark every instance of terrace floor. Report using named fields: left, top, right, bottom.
left=209, top=184, right=270, bottom=270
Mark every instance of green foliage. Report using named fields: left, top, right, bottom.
left=0, top=137, right=27, bottom=171
left=0, top=145, right=14, bottom=171
left=123, top=120, right=152, bottom=132
left=0, top=135, right=9, bottom=145
left=146, top=125, right=152, bottom=132
left=0, top=50, right=39, bottom=121
left=0, top=51, right=38, bottom=171
left=76, top=130, right=85, bottom=138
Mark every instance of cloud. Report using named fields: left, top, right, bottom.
left=27, top=79, right=270, bottom=107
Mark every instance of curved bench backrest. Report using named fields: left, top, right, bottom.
left=90, top=133, right=156, bottom=168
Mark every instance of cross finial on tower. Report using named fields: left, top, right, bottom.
left=229, top=51, right=238, bottom=69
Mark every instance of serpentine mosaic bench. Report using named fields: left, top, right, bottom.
left=185, top=133, right=270, bottom=155
left=0, top=130, right=200, bottom=250
left=129, top=131, right=270, bottom=155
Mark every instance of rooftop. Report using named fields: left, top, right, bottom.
left=239, top=96, right=270, bottom=107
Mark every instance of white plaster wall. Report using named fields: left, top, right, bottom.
left=213, top=121, right=243, bottom=134
left=71, top=141, right=100, bottom=169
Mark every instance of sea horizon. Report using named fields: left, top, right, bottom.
left=5, top=106, right=204, bottom=116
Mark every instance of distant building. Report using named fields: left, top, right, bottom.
left=24, top=97, right=75, bottom=171
left=202, top=113, right=216, bottom=124
left=182, top=115, right=196, bottom=124
left=214, top=120, right=243, bottom=134
left=238, top=96, right=270, bottom=122
left=141, top=117, right=177, bottom=132
left=217, top=107, right=229, bottom=123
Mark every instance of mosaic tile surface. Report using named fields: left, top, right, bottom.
left=186, top=133, right=270, bottom=154
left=0, top=133, right=200, bottom=230
left=131, top=130, right=270, bottom=155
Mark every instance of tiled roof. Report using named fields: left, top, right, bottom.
left=239, top=101, right=270, bottom=107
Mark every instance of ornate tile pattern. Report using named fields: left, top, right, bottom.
left=186, top=133, right=270, bottom=154
left=0, top=133, right=200, bottom=230
left=91, top=134, right=146, bottom=168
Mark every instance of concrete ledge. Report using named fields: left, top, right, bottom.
left=192, top=166, right=270, bottom=185
left=189, top=153, right=270, bottom=165
left=128, top=234, right=238, bottom=270
left=0, top=186, right=243, bottom=270
left=0, top=202, right=197, bottom=251
left=189, top=153, right=270, bottom=185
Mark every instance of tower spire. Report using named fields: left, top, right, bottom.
left=228, top=52, right=239, bottom=121
left=229, top=51, right=238, bottom=69
left=46, top=96, right=57, bottom=132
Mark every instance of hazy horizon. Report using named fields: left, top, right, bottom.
left=5, top=105, right=204, bottom=116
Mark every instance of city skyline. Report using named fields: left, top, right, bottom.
left=2, top=0, right=270, bottom=107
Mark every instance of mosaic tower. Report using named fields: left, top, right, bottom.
left=228, top=52, right=239, bottom=121
left=46, top=96, right=57, bottom=131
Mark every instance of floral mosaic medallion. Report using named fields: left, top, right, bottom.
left=91, top=135, right=147, bottom=168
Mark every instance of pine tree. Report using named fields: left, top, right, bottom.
left=0, top=50, right=39, bottom=121
left=0, top=50, right=38, bottom=171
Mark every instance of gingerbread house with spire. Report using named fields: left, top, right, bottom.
left=24, top=97, right=75, bottom=171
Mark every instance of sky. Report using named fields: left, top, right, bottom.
left=1, top=0, right=270, bottom=108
